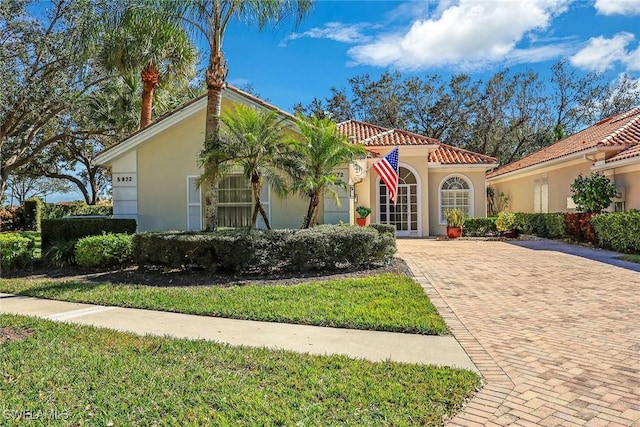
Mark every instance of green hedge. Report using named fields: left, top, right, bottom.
left=463, top=217, right=498, bottom=237
left=76, top=233, right=134, bottom=268
left=23, top=198, right=44, bottom=231
left=592, top=211, right=640, bottom=253
left=514, top=213, right=565, bottom=238
left=41, top=218, right=137, bottom=251
left=133, top=225, right=396, bottom=273
left=42, top=203, right=113, bottom=219
left=0, top=233, right=34, bottom=272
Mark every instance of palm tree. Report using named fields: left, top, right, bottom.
left=99, top=2, right=197, bottom=129
left=174, top=0, right=314, bottom=231
left=289, top=115, right=366, bottom=228
left=216, top=104, right=294, bottom=229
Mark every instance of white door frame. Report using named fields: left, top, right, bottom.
left=376, top=164, right=422, bottom=237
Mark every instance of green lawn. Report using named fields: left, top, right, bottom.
left=618, top=253, right=640, bottom=264
left=0, top=273, right=448, bottom=335
left=1, top=315, right=480, bottom=426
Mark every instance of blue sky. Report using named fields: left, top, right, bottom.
left=220, top=0, right=640, bottom=112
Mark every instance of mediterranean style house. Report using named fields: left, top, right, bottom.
left=486, top=107, right=640, bottom=214
left=94, top=86, right=497, bottom=236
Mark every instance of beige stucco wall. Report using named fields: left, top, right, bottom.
left=601, top=163, right=640, bottom=211
left=356, top=150, right=431, bottom=236
left=488, top=159, right=591, bottom=213
left=136, top=109, right=205, bottom=231
left=428, top=168, right=488, bottom=236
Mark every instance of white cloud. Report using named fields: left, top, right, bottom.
left=347, top=0, right=572, bottom=70
left=570, top=32, right=635, bottom=72
left=594, top=0, right=640, bottom=16
left=283, top=22, right=371, bottom=46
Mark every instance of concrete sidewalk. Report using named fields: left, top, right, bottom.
left=0, top=293, right=477, bottom=371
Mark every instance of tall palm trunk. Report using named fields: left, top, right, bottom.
left=203, top=45, right=228, bottom=231
left=140, top=65, right=159, bottom=129
left=250, top=172, right=271, bottom=230
left=303, top=191, right=321, bottom=228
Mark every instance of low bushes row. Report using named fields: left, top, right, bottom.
left=462, top=217, right=497, bottom=237
left=45, top=233, right=134, bottom=268
left=592, top=211, right=640, bottom=253
left=514, top=213, right=565, bottom=238
left=41, top=218, right=136, bottom=251
left=133, top=225, right=397, bottom=273
left=463, top=213, right=564, bottom=238
left=0, top=233, right=34, bottom=272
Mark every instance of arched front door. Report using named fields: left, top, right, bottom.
left=377, top=166, right=420, bottom=237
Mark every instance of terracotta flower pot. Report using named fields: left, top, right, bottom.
left=356, top=217, right=367, bottom=227
left=447, top=226, right=462, bottom=239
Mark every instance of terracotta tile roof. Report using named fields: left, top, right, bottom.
left=337, top=120, right=496, bottom=165
left=337, top=119, right=439, bottom=146
left=487, top=107, right=640, bottom=179
left=605, top=143, right=640, bottom=163
left=430, top=143, right=498, bottom=165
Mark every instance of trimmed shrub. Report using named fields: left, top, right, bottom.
left=592, top=211, right=640, bottom=253
left=41, top=218, right=136, bottom=251
left=563, top=212, right=596, bottom=243
left=23, top=198, right=44, bottom=231
left=133, top=225, right=397, bottom=273
left=76, top=233, right=134, bottom=268
left=0, top=233, right=34, bottom=272
left=0, top=207, right=22, bottom=232
left=514, top=213, right=565, bottom=238
left=462, top=217, right=497, bottom=237
left=42, top=202, right=113, bottom=220
left=367, top=223, right=396, bottom=235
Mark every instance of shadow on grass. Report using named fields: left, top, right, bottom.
left=5, top=258, right=412, bottom=288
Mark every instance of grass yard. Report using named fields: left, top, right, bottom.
left=1, top=315, right=480, bottom=426
left=618, top=253, right=640, bottom=264
left=0, top=273, right=448, bottom=335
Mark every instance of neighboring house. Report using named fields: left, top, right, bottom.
left=486, top=107, right=640, bottom=214
left=94, top=86, right=497, bottom=236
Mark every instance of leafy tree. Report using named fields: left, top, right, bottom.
left=99, top=1, right=197, bottom=129
left=5, top=170, right=73, bottom=206
left=174, top=0, right=313, bottom=230
left=216, top=104, right=294, bottom=229
left=288, top=116, right=366, bottom=228
left=570, top=173, right=617, bottom=213
left=0, top=0, right=106, bottom=203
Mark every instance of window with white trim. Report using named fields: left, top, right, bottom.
left=187, top=176, right=202, bottom=231
left=440, top=176, right=471, bottom=223
left=218, top=174, right=253, bottom=228
left=534, top=177, right=549, bottom=213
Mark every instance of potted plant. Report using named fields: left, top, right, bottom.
left=495, top=211, right=519, bottom=238
left=355, top=206, right=371, bottom=226
left=444, top=208, right=465, bottom=238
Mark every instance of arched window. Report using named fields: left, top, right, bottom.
left=440, top=175, right=472, bottom=223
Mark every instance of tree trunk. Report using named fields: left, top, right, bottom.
left=140, top=65, right=159, bottom=129
left=250, top=173, right=271, bottom=230
left=303, top=191, right=320, bottom=228
left=203, top=48, right=228, bottom=231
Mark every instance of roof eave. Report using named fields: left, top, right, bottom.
left=486, top=147, right=605, bottom=181
left=429, top=162, right=499, bottom=170
left=592, top=155, right=640, bottom=171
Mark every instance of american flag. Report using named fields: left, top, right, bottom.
left=373, top=147, right=399, bottom=205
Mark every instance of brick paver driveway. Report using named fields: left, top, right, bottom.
left=398, top=239, right=640, bottom=427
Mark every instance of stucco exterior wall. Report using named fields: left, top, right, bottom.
left=136, top=109, right=205, bottom=231
left=602, top=163, right=640, bottom=211
left=427, top=169, right=488, bottom=235
left=488, top=160, right=591, bottom=213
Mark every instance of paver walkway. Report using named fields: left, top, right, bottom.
left=399, top=239, right=640, bottom=427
